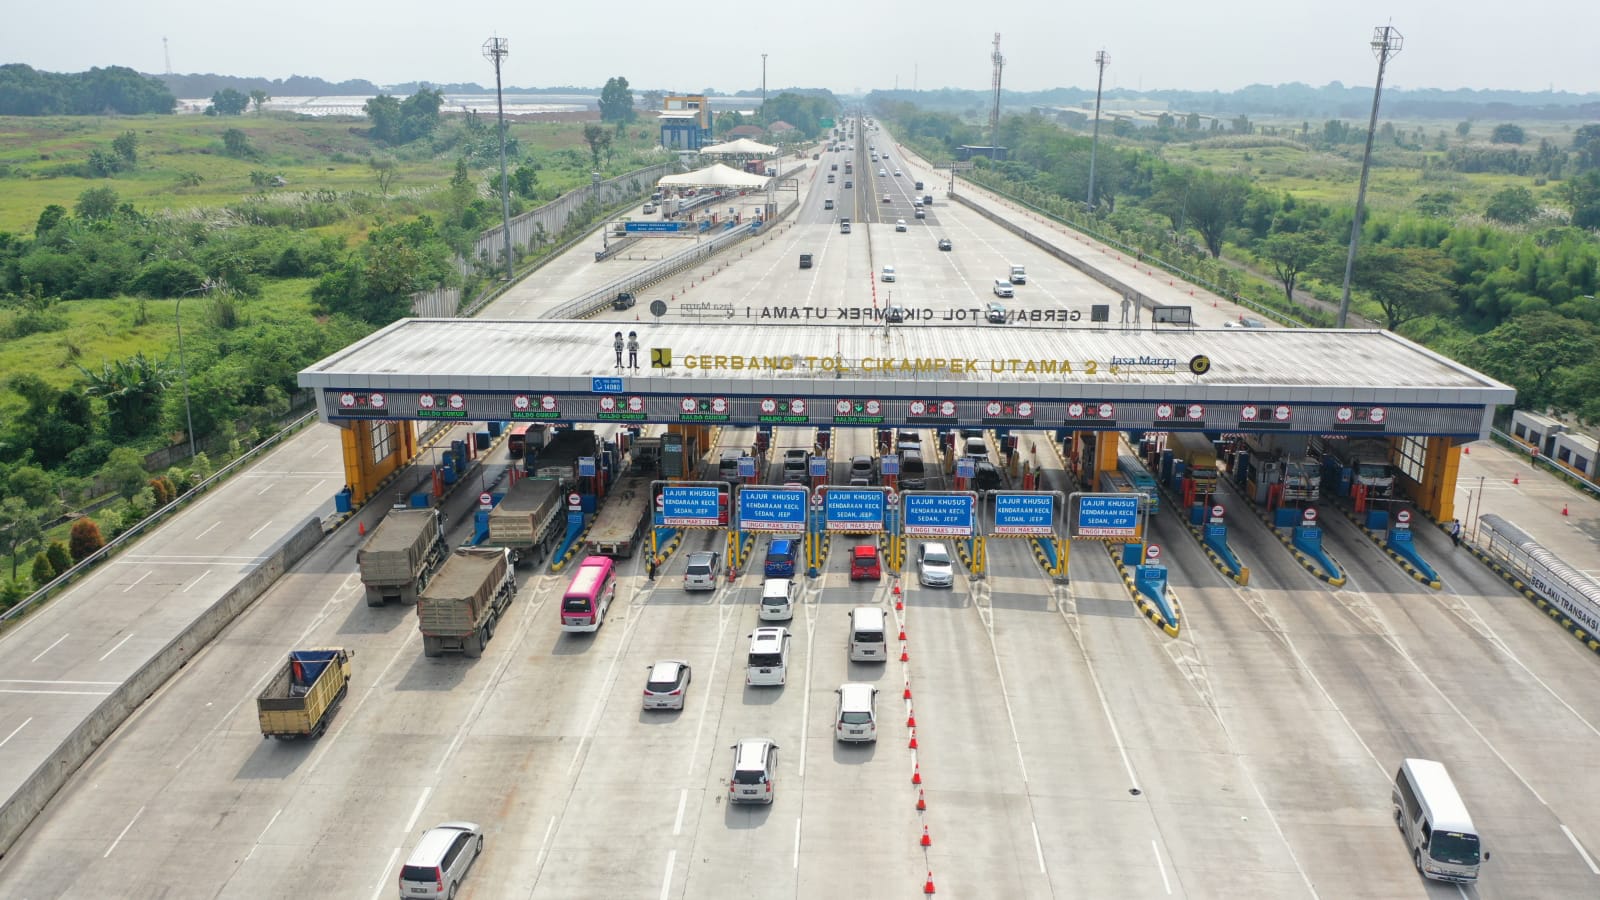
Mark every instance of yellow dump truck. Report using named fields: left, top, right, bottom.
left=1168, top=431, right=1220, bottom=493
left=256, top=648, right=353, bottom=739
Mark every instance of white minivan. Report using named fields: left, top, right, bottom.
left=1392, top=758, right=1489, bottom=883
left=834, top=683, right=878, bottom=742
left=746, top=627, right=791, bottom=686
left=760, top=577, right=798, bottom=621
left=847, top=606, right=887, bottom=662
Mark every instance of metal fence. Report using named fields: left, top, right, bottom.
left=469, top=162, right=677, bottom=273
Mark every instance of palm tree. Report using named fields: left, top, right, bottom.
left=79, top=352, right=170, bottom=439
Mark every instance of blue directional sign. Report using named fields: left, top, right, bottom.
left=993, top=492, right=1054, bottom=536
left=903, top=493, right=975, bottom=537
left=825, top=489, right=886, bottom=532
left=808, top=457, right=829, bottom=478
left=955, top=458, right=976, bottom=479
left=1074, top=493, right=1140, bottom=538
left=624, top=221, right=685, bottom=233
left=738, top=456, right=757, bottom=478
left=592, top=377, right=623, bottom=393
left=578, top=456, right=597, bottom=477
left=661, top=486, right=723, bottom=527
left=880, top=455, right=899, bottom=476
left=737, top=487, right=807, bottom=533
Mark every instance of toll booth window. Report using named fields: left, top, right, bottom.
left=1395, top=435, right=1428, bottom=485
left=370, top=421, right=397, bottom=461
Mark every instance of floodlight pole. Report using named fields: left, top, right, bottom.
left=1337, top=25, right=1402, bottom=327
left=1088, top=50, right=1109, bottom=211
left=484, top=36, right=515, bottom=283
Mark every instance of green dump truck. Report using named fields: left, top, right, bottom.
left=257, top=648, right=353, bottom=739
left=418, top=547, right=517, bottom=658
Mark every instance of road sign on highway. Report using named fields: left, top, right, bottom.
left=592, top=377, right=623, bottom=394
left=737, top=487, right=807, bottom=533
left=993, top=492, right=1054, bottom=535
left=480, top=493, right=494, bottom=508
left=808, top=457, right=828, bottom=478
left=579, top=456, right=596, bottom=477
left=955, top=458, right=975, bottom=479
left=1303, top=507, right=1319, bottom=523
left=903, top=493, right=975, bottom=537
left=1071, top=493, right=1140, bottom=539
left=661, top=486, right=722, bottom=527
left=880, top=455, right=899, bottom=476
left=825, top=489, right=886, bottom=533
left=567, top=492, right=582, bottom=508
left=1146, top=544, right=1162, bottom=561
left=738, top=457, right=757, bottom=478
left=650, top=299, right=668, bottom=318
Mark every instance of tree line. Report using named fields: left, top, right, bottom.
left=0, top=64, right=175, bottom=115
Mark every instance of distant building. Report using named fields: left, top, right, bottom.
left=659, top=94, right=714, bottom=150
left=767, top=120, right=797, bottom=138
left=957, top=145, right=1009, bottom=161
left=728, top=124, right=766, bottom=139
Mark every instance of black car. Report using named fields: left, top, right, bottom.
left=799, top=253, right=813, bottom=269
left=937, top=238, right=952, bottom=251
left=613, top=291, right=636, bottom=310
left=884, top=305, right=908, bottom=323
left=973, top=460, right=1003, bottom=491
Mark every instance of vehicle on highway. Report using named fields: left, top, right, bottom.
left=840, top=218, right=851, bottom=234
left=973, top=459, right=1003, bottom=491
left=882, top=193, right=892, bottom=203
left=844, top=179, right=853, bottom=188
left=782, top=449, right=810, bottom=480
left=560, top=555, right=617, bottom=633
left=257, top=648, right=352, bottom=740
left=835, top=683, right=879, bottom=742
left=729, top=738, right=779, bottom=804
left=760, top=577, right=798, bottom=621
left=642, top=660, right=692, bottom=710
left=849, top=545, right=881, bottom=580
left=745, top=626, right=791, bottom=686
left=964, top=436, right=988, bottom=458
left=764, top=538, right=799, bottom=577
left=895, top=219, right=908, bottom=232
left=642, top=202, right=655, bottom=214
left=894, top=169, right=903, bottom=176
left=915, top=180, right=924, bottom=190
left=915, top=208, right=926, bottom=219
left=1223, top=316, right=1268, bottom=328
left=884, top=305, right=908, bottom=323
left=420, top=548, right=517, bottom=655
left=684, top=551, right=721, bottom=590
left=826, top=174, right=835, bottom=183
left=899, top=453, right=926, bottom=489
left=918, top=542, right=954, bottom=587
left=399, top=821, right=483, bottom=900
left=1009, top=264, right=1027, bottom=284
left=849, top=454, right=877, bottom=483
left=847, top=605, right=887, bottom=661
left=1393, top=758, right=1488, bottom=883
left=985, top=300, right=1008, bottom=322
left=922, top=194, right=934, bottom=206
left=992, top=280, right=1014, bottom=298
left=824, top=198, right=834, bottom=210
left=880, top=265, right=896, bottom=282
left=937, top=238, right=952, bottom=251
left=613, top=291, right=636, bottom=310
left=799, top=252, right=813, bottom=269
left=878, top=168, right=887, bottom=177
left=831, top=163, right=838, bottom=170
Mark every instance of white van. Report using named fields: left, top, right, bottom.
left=1392, top=758, right=1489, bottom=883
left=847, top=606, right=887, bottom=662
left=760, top=577, right=797, bottom=621
left=746, top=626, right=791, bottom=686
left=834, top=683, right=878, bottom=742
left=1009, top=264, right=1026, bottom=284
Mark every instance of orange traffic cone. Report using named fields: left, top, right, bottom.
left=901, top=648, right=909, bottom=662
left=1463, top=446, right=1470, bottom=455
left=904, top=683, right=912, bottom=699
left=912, top=764, right=922, bottom=785
left=921, top=826, right=932, bottom=847
left=893, top=584, right=901, bottom=595
left=924, top=872, right=936, bottom=894
left=907, top=712, right=917, bottom=728
left=1563, top=505, right=1569, bottom=516
left=916, top=789, right=927, bottom=811
left=895, top=599, right=904, bottom=611
left=1513, top=475, right=1520, bottom=485
left=898, top=629, right=907, bottom=641
left=358, top=521, right=366, bottom=535
left=908, top=730, right=918, bottom=749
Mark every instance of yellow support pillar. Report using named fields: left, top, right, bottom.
left=1094, top=431, right=1120, bottom=479
left=1419, top=437, right=1461, bottom=522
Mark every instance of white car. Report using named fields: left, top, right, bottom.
left=878, top=168, right=887, bottom=177
left=894, top=169, right=903, bottom=177
left=399, top=822, right=484, bottom=899
left=730, top=738, right=779, bottom=804
left=918, top=542, right=954, bottom=587
left=992, top=280, right=1014, bottom=298
left=880, top=265, right=896, bottom=282
left=642, top=660, right=692, bottom=710
left=895, top=219, right=908, bottom=232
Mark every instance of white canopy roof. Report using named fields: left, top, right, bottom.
left=657, top=163, right=771, bottom=189
left=698, top=137, right=777, bottom=155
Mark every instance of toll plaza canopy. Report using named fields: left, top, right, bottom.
left=298, top=319, right=1514, bottom=437
left=656, top=163, right=772, bottom=190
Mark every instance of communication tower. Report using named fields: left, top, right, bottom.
left=989, top=33, right=1004, bottom=151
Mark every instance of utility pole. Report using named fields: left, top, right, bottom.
left=483, top=36, right=515, bottom=283
left=1087, top=49, right=1110, bottom=211
left=989, top=34, right=1004, bottom=153
left=1337, top=25, right=1402, bottom=327
left=761, top=53, right=768, bottom=126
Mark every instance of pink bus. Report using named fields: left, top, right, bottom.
left=561, top=556, right=617, bottom=632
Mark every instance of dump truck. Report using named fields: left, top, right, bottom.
left=417, top=547, right=517, bottom=658
left=584, top=474, right=652, bottom=558
left=487, top=476, right=564, bottom=566
left=357, top=507, right=447, bottom=606
left=257, top=648, right=353, bottom=739
left=1168, top=431, right=1220, bottom=494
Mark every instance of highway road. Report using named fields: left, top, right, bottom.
left=1, top=119, right=1598, bottom=899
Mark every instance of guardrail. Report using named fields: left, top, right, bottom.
left=0, top=412, right=319, bottom=632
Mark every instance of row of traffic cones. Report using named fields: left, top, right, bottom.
left=897, top=579, right=938, bottom=894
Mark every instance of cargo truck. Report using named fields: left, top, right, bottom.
left=584, top=474, right=652, bottom=558
left=1168, top=431, right=1220, bottom=494
left=1281, top=459, right=1319, bottom=502
left=661, top=431, right=704, bottom=480
left=526, top=428, right=600, bottom=480
left=631, top=436, right=663, bottom=475
left=257, top=648, right=352, bottom=739
left=487, top=476, right=564, bottom=566
left=357, top=507, right=447, bottom=606
left=417, top=548, right=517, bottom=658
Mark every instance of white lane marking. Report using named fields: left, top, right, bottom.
left=683, top=578, right=736, bottom=777
left=0, top=679, right=120, bottom=685
left=0, top=717, right=32, bottom=749
left=659, top=849, right=677, bottom=900
left=244, top=807, right=283, bottom=861
left=1031, top=821, right=1046, bottom=873
left=103, top=805, right=144, bottom=858
left=1562, top=824, right=1600, bottom=875
left=195, top=521, right=221, bottom=539
left=30, top=633, right=69, bottom=662
left=566, top=602, right=644, bottom=776
left=673, top=788, right=687, bottom=836
left=98, top=633, right=134, bottom=662
left=182, top=570, right=211, bottom=592
left=368, top=847, right=402, bottom=900
left=302, top=478, right=328, bottom=496
left=116, top=554, right=267, bottom=562
left=403, top=786, right=433, bottom=834
left=1152, top=838, right=1173, bottom=894
left=798, top=602, right=817, bottom=779
left=0, top=688, right=112, bottom=696
left=247, top=521, right=274, bottom=540
left=533, top=815, right=557, bottom=868
left=121, top=571, right=151, bottom=593
left=304, top=627, right=418, bottom=777
left=793, top=818, right=802, bottom=869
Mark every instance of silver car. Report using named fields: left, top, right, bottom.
left=399, top=822, right=483, bottom=899
left=918, top=542, right=954, bottom=587
left=684, top=551, right=721, bottom=591
left=642, top=660, right=692, bottom=710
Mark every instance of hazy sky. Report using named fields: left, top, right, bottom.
left=6, top=0, right=1598, bottom=96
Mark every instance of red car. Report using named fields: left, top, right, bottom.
left=849, top=545, right=881, bottom=580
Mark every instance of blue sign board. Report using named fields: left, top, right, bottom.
left=624, top=221, right=685, bottom=233
left=955, top=458, right=976, bottom=479
left=904, top=493, right=975, bottom=537
left=1075, top=493, right=1140, bottom=538
left=880, top=455, right=899, bottom=476
left=738, top=457, right=757, bottom=478
left=825, top=489, right=886, bottom=532
left=578, top=456, right=597, bottom=477
left=737, top=487, right=807, bottom=533
left=592, top=377, right=623, bottom=393
left=568, top=510, right=585, bottom=528
left=993, top=492, right=1054, bottom=536
left=808, top=457, right=829, bottom=478
left=661, top=486, right=722, bottom=527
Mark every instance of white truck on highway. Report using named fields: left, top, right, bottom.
left=356, top=507, right=446, bottom=607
